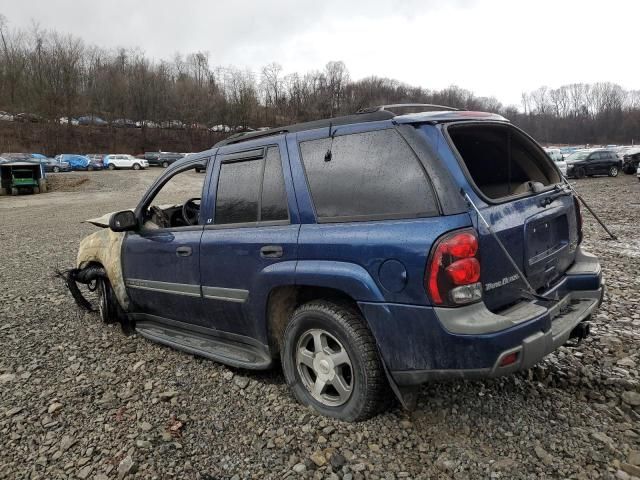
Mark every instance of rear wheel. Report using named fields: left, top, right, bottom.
left=88, top=165, right=94, bottom=171
left=132, top=163, right=141, bottom=170
left=53, top=166, right=60, bottom=173
left=574, top=167, right=586, bottom=179
left=282, top=300, right=389, bottom=421
left=108, top=164, right=116, bottom=170
left=608, top=166, right=619, bottom=177
left=162, top=161, right=169, bottom=168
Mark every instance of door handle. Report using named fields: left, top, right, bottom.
left=260, top=245, right=283, bottom=259
left=176, top=246, right=192, bottom=257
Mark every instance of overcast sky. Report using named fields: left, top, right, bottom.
left=2, top=0, right=639, bottom=106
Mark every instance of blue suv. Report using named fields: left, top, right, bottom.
left=68, top=104, right=603, bottom=421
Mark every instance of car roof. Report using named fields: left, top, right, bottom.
left=213, top=104, right=509, bottom=148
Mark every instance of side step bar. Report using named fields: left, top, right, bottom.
left=133, top=316, right=273, bottom=370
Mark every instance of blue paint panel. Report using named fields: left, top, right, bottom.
left=359, top=301, right=549, bottom=371
left=296, top=214, right=471, bottom=305
left=199, top=224, right=299, bottom=340
left=123, top=228, right=205, bottom=325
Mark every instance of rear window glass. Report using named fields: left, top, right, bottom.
left=299, top=129, right=438, bottom=221
left=448, top=124, right=560, bottom=200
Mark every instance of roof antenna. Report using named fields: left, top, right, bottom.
left=324, top=122, right=335, bottom=161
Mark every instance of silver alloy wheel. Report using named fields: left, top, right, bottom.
left=296, top=328, right=353, bottom=407
left=610, top=166, right=618, bottom=176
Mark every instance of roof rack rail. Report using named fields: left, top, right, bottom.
left=215, top=128, right=289, bottom=147
left=356, top=103, right=458, bottom=115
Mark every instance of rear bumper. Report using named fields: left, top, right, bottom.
left=359, top=247, right=603, bottom=386
left=390, top=286, right=603, bottom=386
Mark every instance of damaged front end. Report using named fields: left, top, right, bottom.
left=58, top=213, right=132, bottom=331
left=56, top=264, right=107, bottom=312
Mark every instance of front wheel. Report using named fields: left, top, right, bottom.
left=162, top=161, right=169, bottom=168
left=88, top=165, right=94, bottom=171
left=53, top=166, right=60, bottom=173
left=108, top=164, right=116, bottom=170
left=281, top=300, right=389, bottom=421
left=608, top=166, right=619, bottom=177
left=574, top=167, right=586, bottom=179
left=132, top=163, right=141, bottom=170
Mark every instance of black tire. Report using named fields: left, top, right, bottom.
left=97, top=278, right=120, bottom=324
left=53, top=166, right=60, bottom=173
left=574, top=167, right=585, bottom=179
left=608, top=166, right=618, bottom=177
left=97, top=277, right=133, bottom=333
left=132, top=163, right=141, bottom=170
left=88, top=165, right=94, bottom=171
left=108, top=164, right=116, bottom=170
left=282, top=300, right=389, bottom=421
left=162, top=161, right=169, bottom=168
left=33, top=187, right=40, bottom=194
left=622, top=165, right=634, bottom=174
left=11, top=187, right=18, bottom=196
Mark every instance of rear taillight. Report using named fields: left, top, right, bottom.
left=574, top=196, right=583, bottom=244
left=426, top=229, right=483, bottom=306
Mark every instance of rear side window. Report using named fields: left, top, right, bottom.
left=215, top=146, right=288, bottom=225
left=299, top=129, right=438, bottom=221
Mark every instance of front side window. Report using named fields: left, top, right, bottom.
left=142, top=162, right=207, bottom=229
left=214, top=146, right=289, bottom=225
left=299, top=129, right=438, bottom=221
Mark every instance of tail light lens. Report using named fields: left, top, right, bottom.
left=573, top=196, right=583, bottom=244
left=426, top=229, right=482, bottom=306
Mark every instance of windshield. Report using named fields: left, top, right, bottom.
left=566, top=151, right=589, bottom=161
left=14, top=170, right=33, bottom=179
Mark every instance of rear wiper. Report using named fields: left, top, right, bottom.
left=539, top=184, right=571, bottom=207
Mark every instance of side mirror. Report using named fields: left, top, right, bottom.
left=109, top=210, right=138, bottom=232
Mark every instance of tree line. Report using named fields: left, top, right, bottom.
left=1, top=15, right=639, bottom=145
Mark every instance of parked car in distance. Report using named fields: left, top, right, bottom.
left=565, top=149, right=621, bottom=178
left=28, top=154, right=71, bottom=173
left=14, top=112, right=44, bottom=123
left=210, top=124, right=232, bottom=133
left=77, top=115, right=108, bottom=126
left=55, top=154, right=92, bottom=171
left=161, top=120, right=185, bottom=129
left=69, top=105, right=603, bottom=421
left=85, top=154, right=107, bottom=170
left=146, top=152, right=184, bottom=168
left=136, top=120, right=159, bottom=128
left=103, top=154, right=148, bottom=170
left=112, top=118, right=137, bottom=128
left=0, top=111, right=14, bottom=122
left=543, top=147, right=567, bottom=176
left=59, top=116, right=79, bottom=126
left=621, top=148, right=640, bottom=174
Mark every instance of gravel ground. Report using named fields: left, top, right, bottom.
left=0, top=170, right=639, bottom=480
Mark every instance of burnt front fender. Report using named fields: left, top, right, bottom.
left=76, top=229, right=129, bottom=310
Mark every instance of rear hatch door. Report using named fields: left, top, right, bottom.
left=477, top=193, right=578, bottom=311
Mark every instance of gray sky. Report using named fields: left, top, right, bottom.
left=2, top=0, right=639, bottom=106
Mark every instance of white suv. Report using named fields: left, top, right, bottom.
left=104, top=154, right=148, bottom=170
